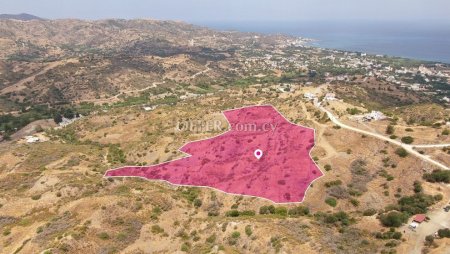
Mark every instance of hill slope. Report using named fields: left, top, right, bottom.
left=0, top=13, right=44, bottom=21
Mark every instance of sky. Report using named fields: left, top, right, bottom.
left=1, top=0, right=449, bottom=22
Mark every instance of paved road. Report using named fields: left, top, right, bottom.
left=317, top=105, right=449, bottom=170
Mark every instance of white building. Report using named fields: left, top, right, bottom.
left=364, top=111, right=386, bottom=121
left=324, top=93, right=336, bottom=101
left=303, top=93, right=317, bottom=100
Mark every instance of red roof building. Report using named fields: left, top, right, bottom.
left=413, top=214, right=426, bottom=223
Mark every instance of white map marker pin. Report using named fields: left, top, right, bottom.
left=254, top=149, right=263, bottom=160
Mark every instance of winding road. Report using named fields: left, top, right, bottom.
left=317, top=104, right=449, bottom=170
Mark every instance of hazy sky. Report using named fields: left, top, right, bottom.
left=1, top=0, right=449, bottom=22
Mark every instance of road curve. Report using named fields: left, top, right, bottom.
left=318, top=106, right=449, bottom=170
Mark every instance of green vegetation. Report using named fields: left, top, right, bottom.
left=346, top=108, right=362, bottom=115
left=107, top=145, right=126, bottom=164
left=324, top=180, right=342, bottom=188
left=395, top=148, right=408, bottom=158
left=225, top=209, right=255, bottom=217
left=316, top=211, right=352, bottom=226
left=400, top=136, right=414, bottom=144
left=325, top=197, right=337, bottom=207
left=287, top=206, right=310, bottom=216
left=151, top=225, right=165, bottom=234
left=413, top=181, right=423, bottom=193
left=375, top=228, right=402, bottom=240
left=398, top=193, right=437, bottom=215
left=97, top=232, right=110, bottom=240
left=245, top=225, right=253, bottom=236
left=438, top=228, right=450, bottom=238
left=324, top=164, right=332, bottom=171
left=259, top=205, right=309, bottom=218
left=379, top=212, right=408, bottom=227
left=362, top=208, right=377, bottom=216
left=423, top=169, right=450, bottom=183
left=259, top=205, right=276, bottom=215
left=386, top=125, right=395, bottom=135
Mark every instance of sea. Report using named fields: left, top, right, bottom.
left=197, top=20, right=450, bottom=64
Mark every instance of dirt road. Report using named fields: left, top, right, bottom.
left=317, top=105, right=449, bottom=170
left=401, top=202, right=450, bottom=254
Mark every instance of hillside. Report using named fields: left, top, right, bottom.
left=0, top=13, right=44, bottom=21
left=0, top=17, right=449, bottom=254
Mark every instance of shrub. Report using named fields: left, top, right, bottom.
left=363, top=208, right=377, bottom=216
left=434, top=194, right=443, bottom=201
left=225, top=210, right=255, bottom=217
left=259, top=205, right=275, bottom=215
left=442, top=129, right=449, bottom=136
left=325, top=197, right=337, bottom=207
left=206, top=234, right=216, bottom=243
left=425, top=235, right=434, bottom=246
left=398, top=193, right=435, bottom=215
left=274, top=206, right=288, bottom=216
left=423, top=170, right=450, bottom=183
left=193, top=198, right=202, bottom=208
left=320, top=211, right=351, bottom=226
left=225, top=210, right=240, bottom=217
left=395, top=148, right=408, bottom=158
left=324, top=164, right=332, bottom=171
left=413, top=181, right=423, bottom=193
left=181, top=242, right=190, bottom=252
left=350, top=199, right=360, bottom=207
left=401, top=136, right=414, bottom=144
left=438, top=228, right=450, bottom=238
left=386, top=125, right=395, bottom=135
left=288, top=206, right=310, bottom=216
left=325, top=180, right=342, bottom=188
left=240, top=210, right=256, bottom=216
left=151, top=225, right=164, bottom=234
left=245, top=225, right=253, bottom=236
left=375, top=228, right=402, bottom=240
left=31, top=194, right=42, bottom=200
left=231, top=231, right=241, bottom=238
left=97, top=232, right=110, bottom=240
left=380, top=211, right=408, bottom=227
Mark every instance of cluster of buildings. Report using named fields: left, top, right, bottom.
left=234, top=38, right=449, bottom=105
left=355, top=111, right=387, bottom=122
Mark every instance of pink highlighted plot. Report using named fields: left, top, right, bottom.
left=105, top=105, right=322, bottom=203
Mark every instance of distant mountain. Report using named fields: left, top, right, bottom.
left=0, top=13, right=44, bottom=21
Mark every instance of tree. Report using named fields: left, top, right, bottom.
left=259, top=205, right=275, bottom=215
left=438, top=228, right=450, bottom=238
left=325, top=197, right=337, bottom=207
left=386, top=125, right=395, bottom=135
left=63, top=108, right=75, bottom=119
left=53, top=114, right=63, bottom=124
left=424, top=170, right=450, bottom=183
left=401, top=136, right=414, bottom=144
left=380, top=211, right=408, bottom=227
left=395, top=148, right=408, bottom=158
left=425, top=235, right=434, bottom=246
left=413, top=181, right=423, bottom=193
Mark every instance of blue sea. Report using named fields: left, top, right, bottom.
left=197, top=21, right=450, bottom=64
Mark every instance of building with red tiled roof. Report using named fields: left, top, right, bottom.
left=413, top=214, right=426, bottom=223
